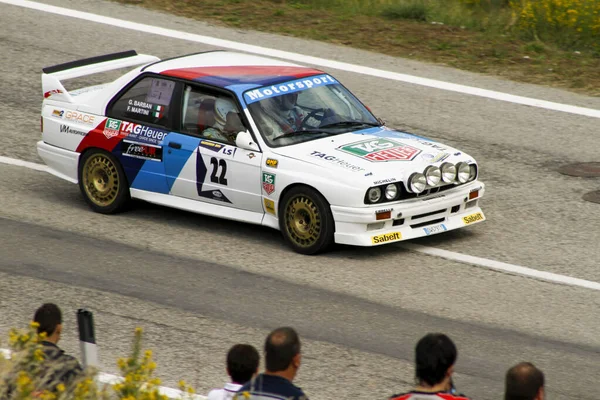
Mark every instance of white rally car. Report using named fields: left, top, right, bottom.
left=38, top=50, right=485, bottom=254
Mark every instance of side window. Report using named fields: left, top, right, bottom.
left=180, top=85, right=246, bottom=145
left=108, top=76, right=176, bottom=127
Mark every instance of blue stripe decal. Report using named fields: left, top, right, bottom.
left=130, top=158, right=169, bottom=193
left=164, top=133, right=201, bottom=191
left=352, top=126, right=434, bottom=142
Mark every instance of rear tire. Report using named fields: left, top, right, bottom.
left=78, top=149, right=130, bottom=214
left=279, top=186, right=334, bottom=255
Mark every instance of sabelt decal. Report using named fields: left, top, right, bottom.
left=339, top=138, right=420, bottom=162
left=266, top=158, right=278, bottom=168
left=264, top=198, right=276, bottom=215
left=121, top=140, right=163, bottom=162
left=463, top=212, right=485, bottom=225
left=262, top=172, right=275, bottom=195
left=64, top=111, right=96, bottom=125
left=371, top=232, right=402, bottom=244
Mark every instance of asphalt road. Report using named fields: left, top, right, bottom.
left=1, top=1, right=599, bottom=399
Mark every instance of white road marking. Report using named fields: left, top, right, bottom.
left=1, top=155, right=599, bottom=292
left=3, top=0, right=600, bottom=119
left=1, top=348, right=207, bottom=399
left=401, top=243, right=600, bottom=291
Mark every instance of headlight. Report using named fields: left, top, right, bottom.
left=424, top=166, right=441, bottom=186
left=440, top=162, right=456, bottom=183
left=367, top=187, right=382, bottom=203
left=385, top=184, right=398, bottom=200
left=456, top=162, right=470, bottom=183
left=469, top=164, right=477, bottom=181
left=409, top=173, right=427, bottom=194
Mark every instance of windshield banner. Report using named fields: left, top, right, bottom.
left=243, top=74, right=338, bottom=104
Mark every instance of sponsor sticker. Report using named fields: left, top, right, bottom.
left=197, top=189, right=231, bottom=203
left=262, top=172, right=275, bottom=195
left=44, top=89, right=63, bottom=99
left=103, top=118, right=122, bottom=139
left=423, top=223, right=447, bottom=235
left=60, top=124, right=87, bottom=136
left=373, top=178, right=396, bottom=185
left=121, top=121, right=168, bottom=145
left=339, top=138, right=421, bottom=162
left=430, top=153, right=449, bottom=163
left=121, top=140, right=163, bottom=162
left=309, top=151, right=365, bottom=172
left=266, top=158, right=278, bottom=168
left=64, top=111, right=96, bottom=125
left=371, top=232, right=402, bottom=245
left=52, top=109, right=64, bottom=118
left=244, top=74, right=338, bottom=104
left=264, top=198, right=276, bottom=215
left=199, top=140, right=224, bottom=152
left=463, top=212, right=485, bottom=225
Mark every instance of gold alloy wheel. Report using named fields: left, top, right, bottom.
left=82, top=153, right=120, bottom=207
left=285, top=195, right=322, bottom=248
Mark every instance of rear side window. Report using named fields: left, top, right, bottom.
left=108, top=76, right=177, bottom=128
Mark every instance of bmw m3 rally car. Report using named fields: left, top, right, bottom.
left=38, top=49, right=486, bottom=254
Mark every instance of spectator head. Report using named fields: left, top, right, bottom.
left=505, top=362, right=545, bottom=400
left=264, top=327, right=301, bottom=379
left=226, top=344, right=260, bottom=385
left=33, top=303, right=63, bottom=343
left=415, top=333, right=457, bottom=390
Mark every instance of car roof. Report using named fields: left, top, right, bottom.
left=144, top=50, right=326, bottom=93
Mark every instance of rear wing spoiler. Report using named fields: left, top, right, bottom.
left=41, top=50, right=160, bottom=103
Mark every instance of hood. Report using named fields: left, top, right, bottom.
left=272, top=126, right=474, bottom=185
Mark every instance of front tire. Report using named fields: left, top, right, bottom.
left=279, top=186, right=334, bottom=255
left=78, top=149, right=130, bottom=214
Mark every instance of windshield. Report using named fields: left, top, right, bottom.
left=244, top=74, right=380, bottom=147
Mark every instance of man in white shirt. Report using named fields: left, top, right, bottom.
left=208, top=344, right=260, bottom=400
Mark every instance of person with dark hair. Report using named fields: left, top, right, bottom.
left=33, top=303, right=83, bottom=392
left=504, top=362, right=545, bottom=400
left=390, top=333, right=471, bottom=400
left=234, top=327, right=308, bottom=400
left=208, top=344, right=260, bottom=400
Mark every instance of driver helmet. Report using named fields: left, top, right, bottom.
left=214, top=97, right=238, bottom=127
left=277, top=92, right=298, bottom=111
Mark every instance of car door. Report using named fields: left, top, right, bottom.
left=164, top=84, right=264, bottom=214
left=105, top=75, right=180, bottom=194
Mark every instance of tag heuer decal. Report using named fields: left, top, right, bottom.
left=262, top=172, right=275, bottom=195
left=339, top=138, right=420, bottom=162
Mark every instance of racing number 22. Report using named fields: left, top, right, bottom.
left=210, top=157, right=228, bottom=185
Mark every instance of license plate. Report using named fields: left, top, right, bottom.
left=423, top=223, right=447, bottom=235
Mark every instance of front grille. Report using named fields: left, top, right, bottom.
left=412, top=208, right=447, bottom=220
left=411, top=217, right=445, bottom=229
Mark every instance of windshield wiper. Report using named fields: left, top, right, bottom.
left=272, top=129, right=331, bottom=141
left=319, top=121, right=380, bottom=130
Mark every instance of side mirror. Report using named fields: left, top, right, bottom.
left=377, top=117, right=386, bottom=126
left=235, top=130, right=260, bottom=152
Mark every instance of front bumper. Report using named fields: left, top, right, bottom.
left=331, top=181, right=485, bottom=246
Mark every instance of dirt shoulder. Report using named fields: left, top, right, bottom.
left=113, top=0, right=600, bottom=97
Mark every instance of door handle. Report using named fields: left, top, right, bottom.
left=168, top=142, right=182, bottom=149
